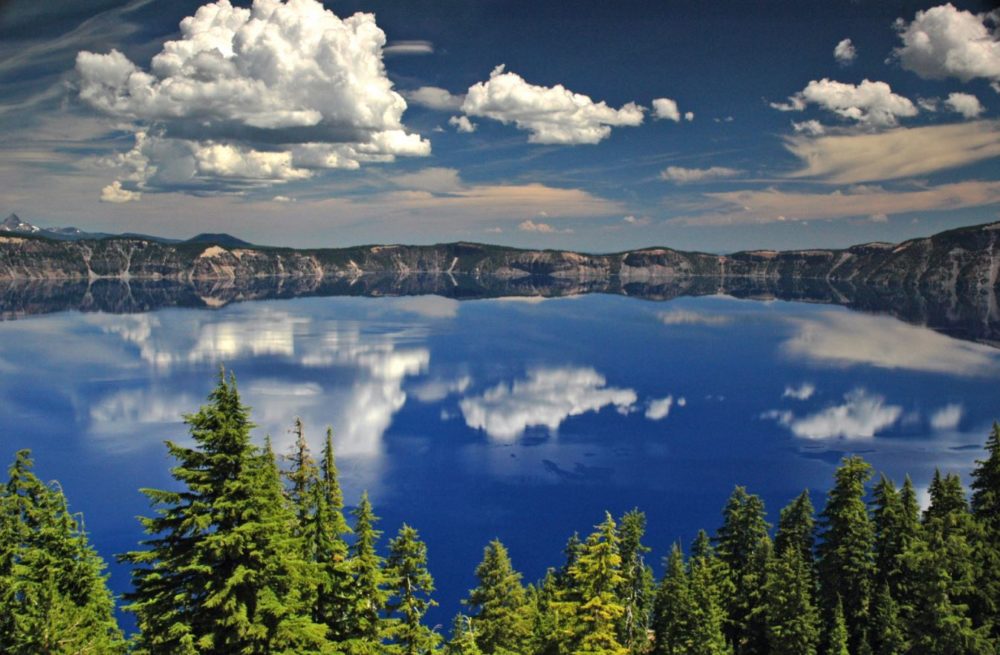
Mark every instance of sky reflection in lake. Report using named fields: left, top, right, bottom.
left=2, top=293, right=999, bottom=627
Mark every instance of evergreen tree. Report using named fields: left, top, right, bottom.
left=0, top=450, right=125, bottom=655
left=764, top=544, right=820, bottom=655
left=283, top=417, right=318, bottom=527
left=344, top=491, right=391, bottom=654
left=923, top=470, right=968, bottom=525
left=386, top=523, right=440, bottom=655
left=313, top=428, right=353, bottom=641
left=817, top=456, right=875, bottom=655
left=464, top=539, right=529, bottom=654
left=691, top=529, right=714, bottom=561
left=826, top=598, right=849, bottom=655
left=714, top=486, right=770, bottom=654
left=446, top=614, right=484, bottom=655
left=687, top=544, right=734, bottom=655
left=970, top=423, right=1000, bottom=639
left=774, top=490, right=815, bottom=566
left=869, top=583, right=905, bottom=655
left=122, top=371, right=329, bottom=654
left=651, top=544, right=693, bottom=655
left=558, top=512, right=628, bottom=655
left=616, top=509, right=654, bottom=653
left=870, top=474, right=920, bottom=596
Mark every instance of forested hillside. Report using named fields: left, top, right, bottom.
left=2, top=370, right=999, bottom=654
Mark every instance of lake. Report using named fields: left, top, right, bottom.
left=1, top=281, right=999, bottom=630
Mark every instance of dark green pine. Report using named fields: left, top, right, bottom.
left=764, top=545, right=820, bottom=655
left=343, top=491, right=391, bottom=654
left=0, top=450, right=125, bottom=655
left=464, top=539, right=530, bottom=654
left=121, top=371, right=330, bottom=654
left=386, top=523, right=441, bottom=655
left=651, top=543, right=693, bottom=655
left=774, top=490, right=815, bottom=565
left=817, top=456, right=875, bottom=655
left=615, top=509, right=655, bottom=654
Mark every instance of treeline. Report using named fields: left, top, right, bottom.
left=2, top=371, right=999, bottom=654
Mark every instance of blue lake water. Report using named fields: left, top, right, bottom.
left=2, top=291, right=999, bottom=630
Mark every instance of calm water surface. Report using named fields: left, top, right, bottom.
left=2, top=292, right=999, bottom=628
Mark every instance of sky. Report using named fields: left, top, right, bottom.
left=1, top=0, right=1000, bottom=252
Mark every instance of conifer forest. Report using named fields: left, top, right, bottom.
left=3, top=370, right=1000, bottom=655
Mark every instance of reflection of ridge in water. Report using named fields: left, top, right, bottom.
left=2, top=274, right=998, bottom=346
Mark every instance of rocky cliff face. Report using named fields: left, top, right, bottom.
left=2, top=222, right=999, bottom=295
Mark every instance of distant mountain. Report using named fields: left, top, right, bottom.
left=1, top=214, right=42, bottom=234
left=1, top=213, right=98, bottom=241
left=185, top=233, right=256, bottom=248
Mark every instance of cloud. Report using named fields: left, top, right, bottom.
left=945, top=92, right=985, bottom=118
left=834, top=38, right=857, bottom=65
left=660, top=166, right=742, bottom=183
left=684, top=111, right=694, bottom=121
left=645, top=395, right=673, bottom=420
left=771, top=79, right=917, bottom=128
left=782, top=311, right=999, bottom=376
left=792, top=120, right=826, bottom=136
left=766, top=388, right=902, bottom=439
left=518, top=219, right=573, bottom=234
left=100, top=179, right=141, bottom=203
left=658, top=309, right=731, bottom=326
left=652, top=98, right=682, bottom=122
left=895, top=3, right=1000, bottom=83
left=783, top=383, right=816, bottom=400
left=449, top=115, right=477, bottom=133
left=930, top=403, right=964, bottom=431
left=392, top=295, right=460, bottom=319
left=76, top=0, right=430, bottom=196
left=383, top=40, right=434, bottom=56
left=622, top=215, right=651, bottom=226
left=459, top=367, right=637, bottom=441
left=392, top=167, right=463, bottom=193
left=461, top=64, right=644, bottom=144
left=410, top=375, right=471, bottom=403
left=404, top=86, right=464, bottom=111
left=783, top=120, right=1000, bottom=183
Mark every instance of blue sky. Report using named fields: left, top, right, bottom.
left=1, top=0, right=999, bottom=251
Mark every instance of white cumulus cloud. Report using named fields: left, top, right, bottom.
left=945, top=92, right=985, bottom=118
left=100, top=180, right=141, bottom=203
left=834, top=38, right=857, bottom=65
left=518, top=219, right=572, bottom=234
left=930, top=403, right=963, bottom=430
left=449, top=115, right=477, bottom=133
left=660, top=166, right=742, bottom=183
left=459, top=367, right=637, bottom=441
left=771, top=79, right=918, bottom=128
left=766, top=388, right=902, bottom=439
left=652, top=98, right=682, bottom=122
left=645, top=396, right=674, bottom=421
left=895, top=3, right=1000, bottom=83
left=461, top=64, right=644, bottom=144
left=76, top=0, right=429, bottom=197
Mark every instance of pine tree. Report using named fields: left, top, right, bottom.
left=774, top=490, right=815, bottom=565
left=386, top=523, right=440, bottom=654
left=651, top=544, right=693, bottom=655
left=688, top=545, right=734, bottom=655
left=826, top=598, right=849, bottom=655
left=869, top=583, right=905, bottom=655
left=559, top=512, right=629, bottom=655
left=313, top=427, right=354, bottom=641
left=446, top=614, right=484, bottom=655
left=764, top=545, right=820, bottom=655
left=0, top=450, right=125, bottom=654
left=817, top=456, right=875, bottom=655
left=464, top=539, right=529, bottom=654
left=970, top=423, right=1000, bottom=640
left=122, top=370, right=330, bottom=654
left=616, top=509, right=654, bottom=653
left=714, top=486, right=770, bottom=654
left=344, top=491, right=391, bottom=654
left=871, top=474, right=920, bottom=596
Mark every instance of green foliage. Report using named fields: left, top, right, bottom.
left=386, top=523, right=441, bottom=654
left=615, top=509, right=654, bottom=653
left=446, top=614, right=484, bottom=655
left=817, top=456, right=875, bottom=654
left=0, top=450, right=125, bottom=655
left=826, top=598, right=849, bottom=655
left=343, top=491, right=391, bottom=653
left=464, top=539, right=530, bottom=654
left=764, top=545, right=820, bottom=655
left=121, top=370, right=330, bottom=654
left=774, top=490, right=815, bottom=565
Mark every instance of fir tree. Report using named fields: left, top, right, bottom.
left=0, top=450, right=125, bottom=655
left=386, top=523, right=441, bottom=655
left=826, top=598, right=849, bottom=655
left=714, top=486, right=770, bottom=654
left=344, top=491, right=390, bottom=654
left=764, top=545, right=820, bottom=655
left=616, top=509, right=654, bottom=653
left=869, top=583, right=905, bottom=655
left=122, top=370, right=329, bottom=654
left=970, top=423, right=1000, bottom=640
left=817, top=456, right=875, bottom=655
left=687, top=544, right=734, bottom=655
left=464, top=539, right=529, bottom=654
left=774, top=490, right=815, bottom=565
left=446, top=614, right=484, bottom=655
left=651, top=544, right=693, bottom=655
left=313, top=427, right=353, bottom=641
